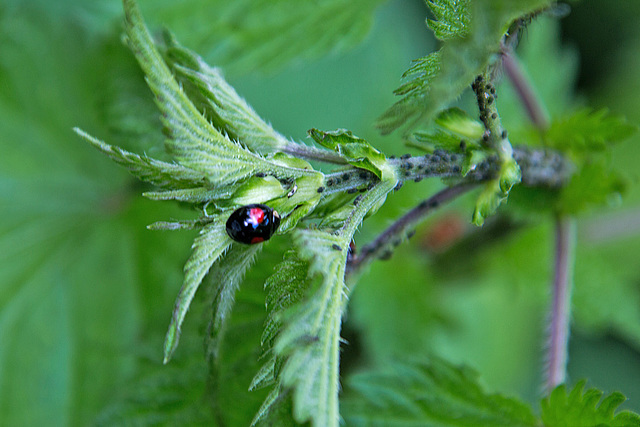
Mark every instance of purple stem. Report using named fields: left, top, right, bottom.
left=501, top=45, right=550, bottom=130
left=545, top=215, right=576, bottom=392
left=346, top=183, right=478, bottom=276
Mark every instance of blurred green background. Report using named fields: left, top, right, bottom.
left=1, top=0, right=640, bottom=425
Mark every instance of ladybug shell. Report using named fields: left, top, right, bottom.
left=225, top=204, right=281, bottom=245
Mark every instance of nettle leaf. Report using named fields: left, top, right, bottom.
left=121, top=0, right=314, bottom=186
left=556, top=160, right=626, bottom=215
left=164, top=221, right=232, bottom=363
left=263, top=181, right=396, bottom=427
left=410, top=107, right=484, bottom=152
left=150, top=0, right=386, bottom=73
left=378, top=0, right=555, bottom=134
left=274, top=229, right=349, bottom=427
left=472, top=157, right=521, bottom=226
left=541, top=381, right=640, bottom=426
left=435, top=107, right=485, bottom=139
left=74, top=129, right=206, bottom=189
left=342, top=357, right=539, bottom=426
left=308, top=128, right=387, bottom=178
left=427, top=0, right=471, bottom=41
left=160, top=31, right=289, bottom=155
left=250, top=251, right=310, bottom=425
left=543, top=108, right=637, bottom=153
left=206, top=244, right=262, bottom=360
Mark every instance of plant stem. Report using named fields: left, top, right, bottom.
left=282, top=141, right=348, bottom=165
left=346, top=182, right=478, bottom=276
left=501, top=44, right=550, bottom=130
left=545, top=215, right=576, bottom=393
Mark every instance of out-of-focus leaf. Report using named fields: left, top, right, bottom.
left=541, top=380, right=640, bottom=426
left=0, top=9, right=172, bottom=425
left=543, top=108, right=637, bottom=153
left=427, top=0, right=471, bottom=41
left=378, top=0, right=555, bottom=134
left=342, top=357, right=539, bottom=426
left=146, top=0, right=386, bottom=73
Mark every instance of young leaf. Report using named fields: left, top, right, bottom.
left=540, top=381, right=640, bottom=426
left=122, top=0, right=314, bottom=186
left=342, top=357, right=539, bottom=426
left=160, top=32, right=289, bottom=155
left=74, top=128, right=206, bottom=189
left=427, top=0, right=471, bottom=41
left=435, top=107, right=485, bottom=139
left=308, top=128, right=387, bottom=178
left=274, top=229, right=349, bottom=427
left=206, top=244, right=262, bottom=360
left=409, top=107, right=483, bottom=153
left=270, top=180, right=396, bottom=427
left=472, top=157, right=521, bottom=226
left=152, top=0, right=386, bottom=72
left=250, top=251, right=311, bottom=425
left=378, top=0, right=556, bottom=134
left=542, top=108, right=637, bottom=153
left=164, top=221, right=232, bottom=363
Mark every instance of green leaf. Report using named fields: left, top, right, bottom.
left=206, top=244, right=262, bottom=359
left=74, top=128, right=206, bottom=189
left=160, top=31, right=289, bottom=155
left=410, top=107, right=484, bottom=153
left=342, top=357, right=539, bottom=426
left=163, top=221, right=232, bottom=363
left=543, top=108, right=637, bottom=153
left=308, top=128, right=387, bottom=178
left=541, top=381, right=640, bottom=426
left=427, top=0, right=471, bottom=41
left=556, top=160, right=626, bottom=215
left=149, top=0, right=386, bottom=73
left=472, top=158, right=521, bottom=226
left=122, top=0, right=313, bottom=186
left=250, top=251, right=311, bottom=425
left=435, top=107, right=485, bottom=139
left=378, top=0, right=555, bottom=134
left=268, top=180, right=395, bottom=427
left=273, top=230, right=348, bottom=427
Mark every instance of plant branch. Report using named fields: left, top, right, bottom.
left=346, top=182, right=478, bottom=276
left=322, top=146, right=571, bottom=198
left=281, top=141, right=349, bottom=165
left=545, top=215, right=576, bottom=393
left=501, top=44, right=550, bottom=130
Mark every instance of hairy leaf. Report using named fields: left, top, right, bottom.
left=541, top=381, right=640, bottom=426
left=342, top=357, right=539, bottom=426
left=269, top=180, right=396, bottom=426
left=164, top=221, right=232, bottom=363
left=543, top=108, right=637, bottom=153
left=308, top=128, right=387, bottom=178
left=206, top=244, right=262, bottom=359
left=427, top=0, right=471, bottom=41
left=122, top=0, right=314, bottom=186
left=149, top=0, right=385, bottom=73
left=378, top=0, right=555, bottom=134
left=75, top=128, right=207, bottom=189
left=250, top=251, right=311, bottom=425
left=274, top=230, right=348, bottom=427
left=160, top=32, right=289, bottom=154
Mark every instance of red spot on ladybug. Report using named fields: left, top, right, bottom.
left=249, top=207, right=265, bottom=225
left=225, top=204, right=281, bottom=245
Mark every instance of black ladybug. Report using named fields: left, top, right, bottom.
left=225, top=204, right=281, bottom=245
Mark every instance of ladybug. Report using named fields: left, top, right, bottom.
left=225, top=204, right=281, bottom=245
